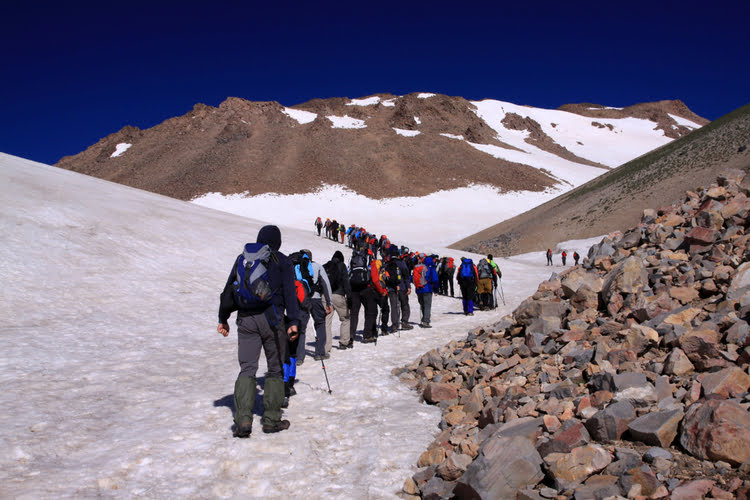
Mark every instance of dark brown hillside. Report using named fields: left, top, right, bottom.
left=452, top=102, right=750, bottom=256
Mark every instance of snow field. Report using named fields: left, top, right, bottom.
left=1, top=153, right=581, bottom=498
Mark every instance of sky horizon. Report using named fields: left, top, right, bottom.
left=2, top=0, right=748, bottom=166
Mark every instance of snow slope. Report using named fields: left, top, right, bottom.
left=0, top=152, right=586, bottom=498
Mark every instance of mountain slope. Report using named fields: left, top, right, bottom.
left=55, top=94, right=704, bottom=201
left=452, top=102, right=750, bottom=256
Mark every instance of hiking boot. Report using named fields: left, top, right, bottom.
left=400, top=323, right=414, bottom=330
left=380, top=329, right=390, bottom=336
left=361, top=337, right=376, bottom=344
left=262, top=419, right=291, bottom=433
left=281, top=396, right=289, bottom=408
left=420, top=322, right=432, bottom=328
left=313, top=354, right=324, bottom=361
left=324, top=353, right=330, bottom=360
left=233, top=419, right=252, bottom=438
left=338, top=341, right=353, bottom=350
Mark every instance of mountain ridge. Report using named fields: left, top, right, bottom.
left=55, top=93, right=705, bottom=202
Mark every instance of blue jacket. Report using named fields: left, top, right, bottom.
left=415, top=257, right=440, bottom=294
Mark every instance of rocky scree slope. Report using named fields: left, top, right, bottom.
left=396, top=170, right=750, bottom=499
left=54, top=94, right=702, bottom=201
left=454, top=102, right=750, bottom=257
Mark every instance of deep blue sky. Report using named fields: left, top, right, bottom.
left=2, top=0, right=748, bottom=165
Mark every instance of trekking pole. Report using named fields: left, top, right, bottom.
left=320, top=358, right=332, bottom=394
left=499, top=280, right=506, bottom=306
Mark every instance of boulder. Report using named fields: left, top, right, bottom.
left=436, top=452, right=472, bottom=481
left=700, top=366, right=750, bottom=398
left=627, top=408, right=684, bottom=447
left=680, top=399, right=750, bottom=466
left=453, top=435, right=544, bottom=500
left=561, top=268, right=603, bottom=298
left=584, top=401, right=636, bottom=442
left=601, top=256, right=648, bottom=301
left=544, top=444, right=612, bottom=491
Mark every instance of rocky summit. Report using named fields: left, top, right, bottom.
left=395, top=170, right=750, bottom=499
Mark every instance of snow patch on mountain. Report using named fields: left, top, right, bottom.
left=669, top=113, right=702, bottom=129
left=347, top=96, right=381, bottom=106
left=111, top=143, right=132, bottom=157
left=393, top=128, right=420, bottom=137
left=417, top=93, right=436, bottom=99
left=471, top=99, right=676, bottom=167
left=327, top=115, right=367, bottom=129
left=283, top=107, right=317, bottom=124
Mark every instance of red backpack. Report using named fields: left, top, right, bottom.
left=413, top=264, right=427, bottom=288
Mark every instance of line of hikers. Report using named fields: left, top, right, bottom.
left=545, top=248, right=580, bottom=266
left=217, top=224, right=504, bottom=438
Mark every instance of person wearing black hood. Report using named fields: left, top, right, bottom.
left=218, top=225, right=299, bottom=436
left=324, top=250, right=353, bottom=349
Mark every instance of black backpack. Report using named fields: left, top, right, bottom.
left=385, top=260, right=401, bottom=287
left=324, top=260, right=341, bottom=292
left=349, top=250, right=369, bottom=290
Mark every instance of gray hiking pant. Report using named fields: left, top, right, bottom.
left=399, top=288, right=410, bottom=325
left=325, top=293, right=351, bottom=348
left=237, top=313, right=284, bottom=379
left=388, top=289, right=400, bottom=328
left=417, top=292, right=433, bottom=325
left=311, top=298, right=327, bottom=357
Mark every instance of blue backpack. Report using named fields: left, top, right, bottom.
left=459, top=259, right=475, bottom=280
left=233, top=243, right=275, bottom=309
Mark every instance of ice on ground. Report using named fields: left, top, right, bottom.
left=111, top=143, right=132, bottom=157
left=327, top=115, right=367, bottom=129
left=282, top=108, right=317, bottom=124
left=1, top=152, right=595, bottom=498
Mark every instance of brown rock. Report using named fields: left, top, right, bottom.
left=680, top=399, right=750, bottom=465
left=670, top=479, right=716, bottom=500
left=601, top=256, right=648, bottom=301
left=544, top=444, right=612, bottom=490
left=424, top=382, right=459, bottom=404
left=436, top=452, right=472, bottom=481
left=418, top=446, right=446, bottom=467
left=664, top=348, right=695, bottom=376
left=669, top=286, right=700, bottom=304
left=700, top=366, right=750, bottom=398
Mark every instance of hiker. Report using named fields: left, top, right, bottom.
left=457, top=257, right=478, bottom=315
left=324, top=250, right=352, bottom=350
left=349, top=248, right=379, bottom=343
left=445, top=257, right=456, bottom=297
left=370, top=256, right=391, bottom=335
left=413, top=256, right=439, bottom=328
left=339, top=223, right=346, bottom=244
left=292, top=250, right=333, bottom=362
left=324, top=218, right=331, bottom=239
left=573, top=251, right=580, bottom=265
left=217, top=225, right=298, bottom=436
left=330, top=220, right=339, bottom=241
left=382, top=248, right=403, bottom=334
left=546, top=249, right=553, bottom=266
left=314, top=217, right=323, bottom=237
left=395, top=247, right=413, bottom=330
left=476, top=256, right=495, bottom=311
left=437, top=257, right=448, bottom=295
left=487, top=254, right=502, bottom=309
left=561, top=251, right=567, bottom=266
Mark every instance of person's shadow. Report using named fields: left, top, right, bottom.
left=213, top=376, right=267, bottom=432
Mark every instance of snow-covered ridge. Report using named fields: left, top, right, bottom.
left=668, top=113, right=702, bottom=129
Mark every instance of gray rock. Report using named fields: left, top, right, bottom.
left=643, top=447, right=673, bottom=463
left=454, top=432, right=543, bottom=499
left=627, top=408, right=684, bottom=447
left=585, top=401, right=636, bottom=442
